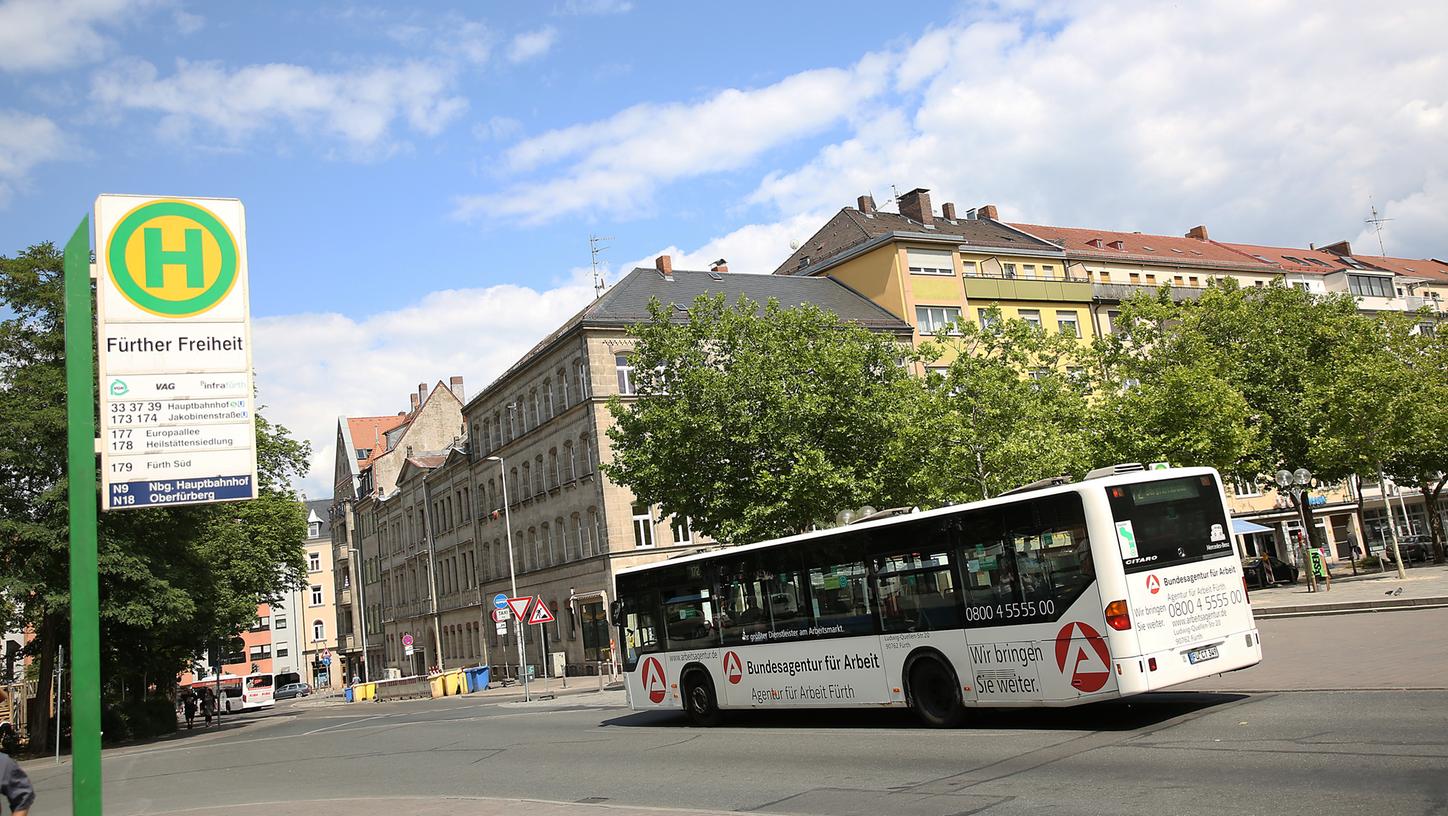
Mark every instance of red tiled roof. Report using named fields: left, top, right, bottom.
left=1348, top=254, right=1448, bottom=282
left=1213, top=242, right=1347, bottom=276
left=347, top=415, right=405, bottom=470
left=1010, top=223, right=1275, bottom=271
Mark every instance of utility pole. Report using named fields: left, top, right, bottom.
left=1365, top=200, right=1393, bottom=256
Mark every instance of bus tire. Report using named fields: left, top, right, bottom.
left=682, top=670, right=723, bottom=727
left=907, top=656, right=965, bottom=728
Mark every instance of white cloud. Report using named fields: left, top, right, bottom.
left=253, top=270, right=598, bottom=499
left=386, top=13, right=492, bottom=66
left=473, top=115, right=523, bottom=141
left=626, top=210, right=833, bottom=278
left=507, top=26, right=557, bottom=64
left=90, top=57, right=468, bottom=153
left=0, top=110, right=74, bottom=205
left=555, top=0, right=632, bottom=15
left=737, top=1, right=1448, bottom=259
left=455, top=51, right=894, bottom=225
left=0, top=0, right=151, bottom=73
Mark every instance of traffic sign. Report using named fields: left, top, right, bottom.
left=493, top=593, right=509, bottom=610
left=93, top=195, right=258, bottom=511
left=401, top=633, right=414, bottom=647
left=492, top=608, right=509, bottom=622
left=528, top=600, right=555, bottom=625
left=494, top=622, right=507, bottom=636
left=506, top=596, right=532, bottom=619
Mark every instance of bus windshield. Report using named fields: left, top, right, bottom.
left=1108, top=474, right=1233, bottom=573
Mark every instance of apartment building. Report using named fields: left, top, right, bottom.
left=334, top=380, right=468, bottom=681
left=772, top=189, right=1091, bottom=371
left=355, top=262, right=911, bottom=679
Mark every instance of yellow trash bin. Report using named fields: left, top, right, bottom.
left=360, top=682, right=377, bottom=701
left=429, top=675, right=445, bottom=698
left=445, top=670, right=466, bottom=696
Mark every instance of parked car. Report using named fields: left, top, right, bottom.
left=1243, top=555, right=1299, bottom=588
left=1384, top=535, right=1434, bottom=564
left=274, top=682, right=311, bottom=700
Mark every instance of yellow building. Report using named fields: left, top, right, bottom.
left=773, top=189, right=1091, bottom=369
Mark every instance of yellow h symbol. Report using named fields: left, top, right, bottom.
left=143, top=226, right=204, bottom=289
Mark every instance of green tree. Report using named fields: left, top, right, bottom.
left=0, top=241, right=309, bottom=746
left=1312, top=312, right=1448, bottom=563
left=1089, top=287, right=1262, bottom=476
left=891, top=307, right=1094, bottom=503
left=604, top=294, right=920, bottom=544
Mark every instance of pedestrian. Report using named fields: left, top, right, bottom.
left=201, top=690, right=214, bottom=726
left=351, top=673, right=360, bottom=686
left=0, top=750, right=34, bottom=816
left=182, top=691, right=197, bottom=730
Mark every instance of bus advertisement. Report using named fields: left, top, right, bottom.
left=613, top=466, right=1262, bottom=726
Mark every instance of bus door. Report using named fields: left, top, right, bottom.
left=1106, top=473, right=1255, bottom=687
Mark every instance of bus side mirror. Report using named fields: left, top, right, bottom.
left=609, top=600, right=624, bottom=622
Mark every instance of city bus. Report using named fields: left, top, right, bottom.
left=241, top=672, right=276, bottom=710
left=613, top=465, right=1262, bottom=726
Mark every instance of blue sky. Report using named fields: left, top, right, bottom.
left=3, top=0, right=1446, bottom=497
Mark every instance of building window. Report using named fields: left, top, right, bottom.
left=915, top=305, right=962, bottom=335
left=249, top=644, right=271, bottom=659
left=575, top=360, right=590, bottom=400
left=275, top=617, right=287, bottom=630
left=312, top=620, right=325, bottom=641
left=1348, top=274, right=1393, bottom=298
left=977, top=309, right=999, bottom=330
left=1019, top=309, right=1042, bottom=329
left=355, top=448, right=370, bottom=460
left=961, top=261, right=979, bottom=277
left=557, top=367, right=570, bottom=408
left=250, top=616, right=270, bottom=632
left=616, top=354, right=637, bottom=395
left=310, top=585, right=323, bottom=606
left=1233, top=476, right=1262, bottom=498
left=1040, top=265, right=1056, bottom=280
left=308, top=521, right=321, bottom=539
left=632, top=503, right=654, bottom=548
left=906, top=248, right=954, bottom=276
left=1002, top=262, right=1017, bottom=278
left=1128, top=272, right=1141, bottom=285
left=543, top=379, right=554, bottom=418
left=1057, top=311, right=1080, bottom=337
left=308, top=552, right=321, bottom=572
left=276, top=646, right=288, bottom=658
left=672, top=516, right=693, bottom=546
left=1021, top=263, right=1037, bottom=279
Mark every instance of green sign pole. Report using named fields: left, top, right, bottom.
left=64, top=215, right=103, bottom=815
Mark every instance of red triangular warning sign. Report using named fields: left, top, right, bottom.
left=506, top=596, right=532, bottom=619
left=528, top=600, right=555, bottom=625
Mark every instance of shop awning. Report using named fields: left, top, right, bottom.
left=1232, top=518, right=1272, bottom=535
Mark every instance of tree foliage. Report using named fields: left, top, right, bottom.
left=604, top=294, right=920, bottom=544
left=0, top=240, right=310, bottom=744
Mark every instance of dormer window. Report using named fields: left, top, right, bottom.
left=1089, top=238, right=1104, bottom=249
left=1109, top=240, right=1125, bottom=250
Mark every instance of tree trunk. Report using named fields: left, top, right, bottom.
left=1426, top=477, right=1447, bottom=565
left=30, top=613, right=59, bottom=752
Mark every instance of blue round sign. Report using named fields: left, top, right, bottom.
left=493, top=593, right=509, bottom=610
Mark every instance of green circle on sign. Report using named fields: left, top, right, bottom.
left=107, top=200, right=238, bottom=317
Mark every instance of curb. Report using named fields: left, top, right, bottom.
left=1253, top=596, right=1448, bottom=619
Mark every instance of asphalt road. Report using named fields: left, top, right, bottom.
left=25, top=610, right=1448, bottom=816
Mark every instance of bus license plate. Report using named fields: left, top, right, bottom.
left=1187, top=645, right=1219, bottom=665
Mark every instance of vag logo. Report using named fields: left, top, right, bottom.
left=106, top=199, right=239, bottom=317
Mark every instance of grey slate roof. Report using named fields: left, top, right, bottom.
left=305, top=498, right=332, bottom=539
left=469, top=268, right=913, bottom=409
left=772, top=208, right=1064, bottom=276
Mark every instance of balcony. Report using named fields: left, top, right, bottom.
left=338, top=587, right=352, bottom=606
left=964, top=275, right=1093, bottom=303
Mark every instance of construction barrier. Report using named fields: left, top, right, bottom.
left=428, top=675, right=446, bottom=698
left=370, top=675, right=430, bottom=702
left=444, top=670, right=466, bottom=696
left=358, top=682, right=377, bottom=701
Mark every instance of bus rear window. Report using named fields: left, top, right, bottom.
left=1108, top=475, right=1232, bottom=573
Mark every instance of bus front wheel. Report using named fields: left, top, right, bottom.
left=683, top=672, right=723, bottom=727
left=908, top=657, right=966, bottom=728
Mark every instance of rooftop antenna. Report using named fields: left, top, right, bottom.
left=1365, top=198, right=1393, bottom=256
left=589, top=234, right=613, bottom=299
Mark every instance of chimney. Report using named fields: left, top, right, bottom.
left=655, top=254, right=673, bottom=278
left=409, top=393, right=420, bottom=412
left=941, top=202, right=957, bottom=220
left=1320, top=240, right=1352, bottom=257
left=417, top=383, right=428, bottom=409
left=710, top=258, right=729, bottom=274
left=977, top=204, right=999, bottom=221
left=857, top=195, right=877, bottom=214
left=1186, top=225, right=1209, bottom=240
left=449, top=375, right=464, bottom=401
left=898, top=188, right=933, bottom=226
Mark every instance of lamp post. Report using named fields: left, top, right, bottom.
left=484, top=455, right=529, bottom=701
left=1275, top=468, right=1321, bottom=592
left=348, top=546, right=368, bottom=682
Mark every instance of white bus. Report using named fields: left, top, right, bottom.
left=614, top=465, right=1262, bottom=726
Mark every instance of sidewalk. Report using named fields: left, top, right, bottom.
left=1247, top=561, right=1448, bottom=617
left=301, top=673, right=625, bottom=709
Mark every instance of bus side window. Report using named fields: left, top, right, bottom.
left=716, top=553, right=809, bottom=643
left=660, top=564, right=720, bottom=650
left=621, top=592, right=662, bottom=670
left=957, top=507, right=1012, bottom=624
left=803, top=537, right=874, bottom=636
left=1011, top=494, right=1092, bottom=609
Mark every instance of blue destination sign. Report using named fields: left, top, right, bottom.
left=108, top=475, right=254, bottom=508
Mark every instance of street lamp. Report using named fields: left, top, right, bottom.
left=484, top=455, right=530, bottom=701
left=1274, top=468, right=1323, bottom=592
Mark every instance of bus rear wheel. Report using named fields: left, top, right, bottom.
left=683, top=672, right=723, bottom=727
left=908, top=657, right=965, bottom=728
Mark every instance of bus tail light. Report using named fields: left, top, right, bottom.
left=1105, top=600, right=1132, bottom=630
left=1243, top=577, right=1251, bottom=602
left=1148, top=657, right=1158, bottom=671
